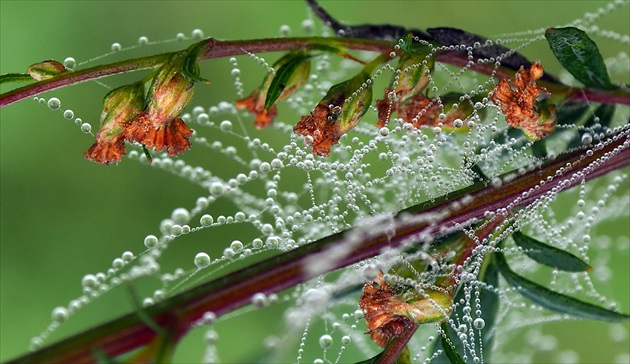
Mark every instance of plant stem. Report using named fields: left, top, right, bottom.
left=8, top=126, right=629, bottom=364
left=2, top=37, right=629, bottom=108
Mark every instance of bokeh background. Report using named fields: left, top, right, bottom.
left=1, top=1, right=629, bottom=363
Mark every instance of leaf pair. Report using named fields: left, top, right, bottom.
left=497, top=232, right=629, bottom=322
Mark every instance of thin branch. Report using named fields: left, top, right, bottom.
left=3, top=37, right=629, bottom=108
left=8, top=127, right=629, bottom=364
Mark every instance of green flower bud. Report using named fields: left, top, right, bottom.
left=84, top=82, right=145, bottom=165
left=125, top=51, right=197, bottom=156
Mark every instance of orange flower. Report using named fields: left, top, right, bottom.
left=235, top=90, right=278, bottom=129
left=294, top=73, right=372, bottom=156
left=84, top=82, right=144, bottom=165
left=125, top=51, right=196, bottom=156
left=237, top=52, right=311, bottom=129
left=359, top=272, right=453, bottom=347
left=491, top=62, right=556, bottom=140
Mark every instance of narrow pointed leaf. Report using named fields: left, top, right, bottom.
left=432, top=254, right=499, bottom=363
left=496, top=252, right=629, bottom=322
left=545, top=27, right=613, bottom=89
left=512, top=231, right=591, bottom=272
left=264, top=53, right=311, bottom=110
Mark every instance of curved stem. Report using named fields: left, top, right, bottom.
left=3, top=37, right=629, bottom=108
left=8, top=127, right=629, bottom=364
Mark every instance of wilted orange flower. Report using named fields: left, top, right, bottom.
left=491, top=62, right=556, bottom=140
left=125, top=51, right=195, bottom=156
left=237, top=52, right=311, bottom=129
left=378, top=90, right=473, bottom=130
left=235, top=90, right=278, bottom=129
left=294, top=74, right=372, bottom=156
left=359, top=272, right=453, bottom=347
left=84, top=82, right=144, bottom=165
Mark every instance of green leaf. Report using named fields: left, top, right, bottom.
left=556, top=102, right=589, bottom=126
left=545, top=27, right=614, bottom=89
left=496, top=252, right=630, bottom=322
left=0, top=73, right=34, bottom=84
left=432, top=254, right=500, bottom=363
left=512, top=231, right=591, bottom=272
left=568, top=103, right=616, bottom=149
left=264, top=53, right=311, bottom=111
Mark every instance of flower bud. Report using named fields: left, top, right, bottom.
left=84, top=82, right=145, bottom=165
left=293, top=72, right=372, bottom=156
left=125, top=51, right=196, bottom=156
left=236, top=52, right=311, bottom=129
left=376, top=42, right=434, bottom=127
left=360, top=272, right=452, bottom=347
left=27, top=60, right=67, bottom=81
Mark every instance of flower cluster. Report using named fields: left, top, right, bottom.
left=491, top=62, right=557, bottom=140
left=85, top=50, right=200, bottom=165
left=236, top=52, right=311, bottom=129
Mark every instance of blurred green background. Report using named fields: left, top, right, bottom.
left=1, top=1, right=628, bottom=363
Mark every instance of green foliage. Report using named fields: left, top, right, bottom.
left=545, top=27, right=614, bottom=89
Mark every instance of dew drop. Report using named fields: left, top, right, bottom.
left=341, top=335, right=351, bottom=345
left=279, top=25, right=291, bottom=37
left=138, top=36, right=149, bottom=45
left=144, top=235, right=158, bottom=249
left=473, top=318, right=485, bottom=329
left=63, top=57, right=76, bottom=69
left=200, top=214, right=214, bottom=226
left=230, top=240, right=244, bottom=253
left=51, top=306, right=68, bottom=322
left=453, top=118, right=463, bottom=128
left=379, top=127, right=389, bottom=136
left=581, top=132, right=593, bottom=145
left=81, top=274, right=97, bottom=288
left=111, top=42, right=122, bottom=52
left=194, top=252, right=211, bottom=268
left=80, top=123, right=92, bottom=134
left=171, top=207, right=191, bottom=224
left=252, top=292, right=268, bottom=307
left=220, top=120, right=232, bottom=132
left=319, top=334, right=333, bottom=349
left=210, top=182, right=225, bottom=197
left=63, top=109, right=74, bottom=120
left=47, top=97, right=61, bottom=110
left=192, top=29, right=204, bottom=39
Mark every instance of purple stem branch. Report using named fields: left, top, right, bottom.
left=8, top=127, right=629, bottom=364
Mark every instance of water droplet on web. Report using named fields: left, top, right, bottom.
left=220, top=120, right=232, bottom=132
left=111, top=42, right=122, bottom=52
left=582, top=133, right=593, bottom=145
left=194, top=252, right=211, bottom=268
left=301, top=19, right=314, bottom=33
left=138, top=36, right=149, bottom=45
left=341, top=335, right=351, bottom=345
left=230, top=240, right=244, bottom=253
left=279, top=25, right=291, bottom=37
left=192, top=29, right=204, bottom=39
left=319, top=334, right=333, bottom=349
left=80, top=123, right=92, bottom=134
left=144, top=235, right=158, bottom=249
left=171, top=207, right=191, bottom=224
left=63, top=57, right=76, bottom=69
left=473, top=317, right=485, bottom=329
left=51, top=306, right=68, bottom=322
left=63, top=110, right=74, bottom=120
left=200, top=214, right=214, bottom=226
left=47, top=98, right=61, bottom=110
left=252, top=292, right=268, bottom=307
